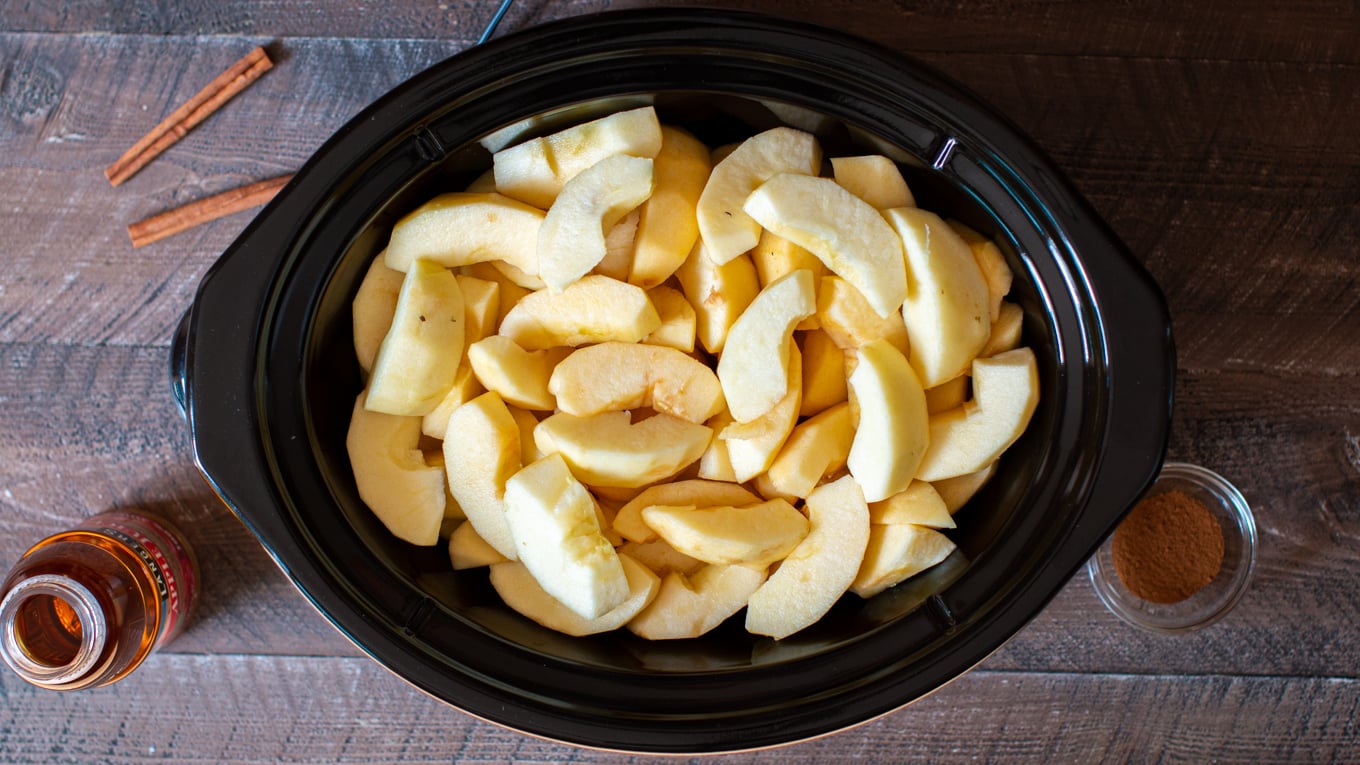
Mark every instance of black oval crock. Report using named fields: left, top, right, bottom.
left=173, top=8, right=1174, bottom=754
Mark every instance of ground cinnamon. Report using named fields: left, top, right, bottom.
left=1111, top=489, right=1224, bottom=603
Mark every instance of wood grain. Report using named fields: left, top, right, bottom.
left=0, top=656, right=1356, bottom=763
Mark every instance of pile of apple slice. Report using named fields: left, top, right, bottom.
left=346, top=106, right=1039, bottom=640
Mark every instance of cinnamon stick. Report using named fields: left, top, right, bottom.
left=127, top=175, right=292, bottom=248
left=106, top=46, right=274, bottom=187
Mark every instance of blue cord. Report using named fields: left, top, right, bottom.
left=479, top=0, right=515, bottom=45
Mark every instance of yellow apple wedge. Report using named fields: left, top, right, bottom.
left=850, top=523, right=957, bottom=598
left=743, top=172, right=907, bottom=318
left=448, top=520, right=508, bottom=570
left=869, top=481, right=956, bottom=529
left=612, top=479, right=760, bottom=544
left=764, top=401, right=855, bottom=500
left=831, top=154, right=915, bottom=210
left=915, top=347, right=1040, bottom=481
left=643, top=285, right=697, bottom=352
left=501, top=453, right=630, bottom=620
left=630, top=126, right=712, bottom=289
left=884, top=206, right=991, bottom=387
left=537, top=154, right=655, bottom=291
left=947, top=220, right=1014, bottom=323
left=745, top=475, right=871, bottom=639
left=933, top=462, right=998, bottom=513
left=352, top=252, right=404, bottom=375
left=816, top=275, right=911, bottom=355
left=459, top=261, right=530, bottom=327
left=534, top=410, right=712, bottom=489
left=490, top=552, right=659, bottom=636
left=548, top=341, right=725, bottom=424
left=721, top=342, right=802, bottom=482
left=618, top=539, right=706, bottom=578
left=466, top=335, right=571, bottom=412
left=641, top=499, right=810, bottom=567
left=454, top=274, right=501, bottom=345
left=346, top=391, right=445, bottom=546
left=716, top=268, right=815, bottom=422
left=493, top=106, right=663, bottom=209
left=697, top=126, right=822, bottom=264
left=443, top=391, right=522, bottom=560
left=846, top=338, right=929, bottom=503
left=593, top=208, right=640, bottom=282
left=979, top=301, right=1024, bottom=358
left=420, top=364, right=484, bottom=439
left=924, top=375, right=968, bottom=416
left=365, top=259, right=466, bottom=416
left=627, top=563, right=768, bottom=640
left=674, top=240, right=760, bottom=354
left=384, top=192, right=544, bottom=279
left=499, top=275, right=661, bottom=350
left=798, top=329, right=849, bottom=417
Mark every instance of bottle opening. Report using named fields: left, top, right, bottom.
left=0, top=575, right=105, bottom=687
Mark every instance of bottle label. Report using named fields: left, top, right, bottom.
left=81, top=511, right=197, bottom=647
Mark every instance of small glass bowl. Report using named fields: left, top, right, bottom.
left=1087, top=462, right=1257, bottom=633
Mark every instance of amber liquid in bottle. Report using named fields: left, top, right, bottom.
left=0, top=510, right=198, bottom=690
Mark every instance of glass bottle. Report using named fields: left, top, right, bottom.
left=0, top=510, right=198, bottom=690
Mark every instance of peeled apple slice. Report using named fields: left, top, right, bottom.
left=846, top=338, right=930, bottom=503
left=641, top=500, right=810, bottom=567
left=534, top=411, right=713, bottom=489
left=627, top=563, right=768, bottom=640
left=715, top=269, right=815, bottom=422
left=346, top=391, right=445, bottom=546
left=630, top=126, right=713, bottom=289
left=502, top=454, right=630, bottom=620
left=493, top=106, right=663, bottom=209
left=443, top=392, right=522, bottom=560
left=490, top=552, right=659, bottom=636
left=548, top=341, right=725, bottom=424
left=696, top=126, right=822, bottom=264
left=915, top=347, right=1040, bottom=481
left=365, top=259, right=466, bottom=416
left=498, top=275, right=661, bottom=350
left=383, top=192, right=544, bottom=278
left=743, top=172, right=907, bottom=318
left=538, top=154, right=655, bottom=291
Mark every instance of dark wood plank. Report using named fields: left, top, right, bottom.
left=3, top=0, right=1358, bottom=65
left=0, top=342, right=358, bottom=657
left=3, top=33, right=1358, bottom=376
left=0, top=657, right=1356, bottom=763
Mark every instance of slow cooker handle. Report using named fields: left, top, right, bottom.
left=170, top=308, right=192, bottom=421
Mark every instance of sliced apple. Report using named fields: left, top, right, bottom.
left=454, top=274, right=501, bottom=345
left=502, top=453, right=630, bottom=620
left=721, top=342, right=802, bottom=482
left=612, top=478, right=760, bottom=544
left=745, top=475, right=871, bottom=639
left=384, top=192, right=544, bottom=279
left=948, top=220, right=1014, bottom=323
left=365, top=259, right=466, bottom=416
left=884, top=206, right=991, bottom=387
left=466, top=335, right=571, bottom=412
left=490, top=552, right=658, bottom=636
left=346, top=391, right=445, bottom=546
left=673, top=240, right=760, bottom=354
left=618, top=539, right=706, bottom=578
left=696, top=126, right=822, bottom=264
left=743, top=172, right=906, bottom=318
left=696, top=409, right=738, bottom=483
left=443, top=391, right=521, bottom=559
left=850, top=523, right=957, bottom=598
left=448, top=520, right=508, bottom=570
left=498, top=275, right=661, bottom=350
left=459, top=261, right=530, bottom=326
left=630, top=126, right=712, bottom=288
left=352, top=252, right=405, bottom=375
left=643, top=285, right=698, bottom=352
left=924, top=375, right=969, bottom=416
left=420, top=363, right=485, bottom=439
left=798, top=328, right=849, bottom=417
left=979, top=300, right=1024, bottom=358
left=716, top=269, right=816, bottom=422
left=549, top=341, right=723, bottom=424
left=843, top=338, right=929, bottom=503
left=932, top=462, right=998, bottom=513
left=627, top=563, right=768, bottom=640
left=831, top=154, right=915, bottom=210
left=593, top=208, right=640, bottom=282
left=915, top=347, right=1039, bottom=481
left=537, top=154, right=655, bottom=291
left=493, top=106, right=663, bottom=209
left=641, top=499, right=809, bottom=567
left=764, top=401, right=855, bottom=500
left=751, top=229, right=826, bottom=289
left=816, top=275, right=911, bottom=355
left=534, top=410, right=712, bottom=489
left=869, top=481, right=956, bottom=529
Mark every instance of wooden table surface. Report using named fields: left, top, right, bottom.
left=2, top=1, right=1357, bottom=762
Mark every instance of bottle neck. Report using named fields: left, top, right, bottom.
left=0, top=573, right=109, bottom=688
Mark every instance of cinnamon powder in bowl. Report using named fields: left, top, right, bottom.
left=1087, top=462, right=1256, bottom=632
